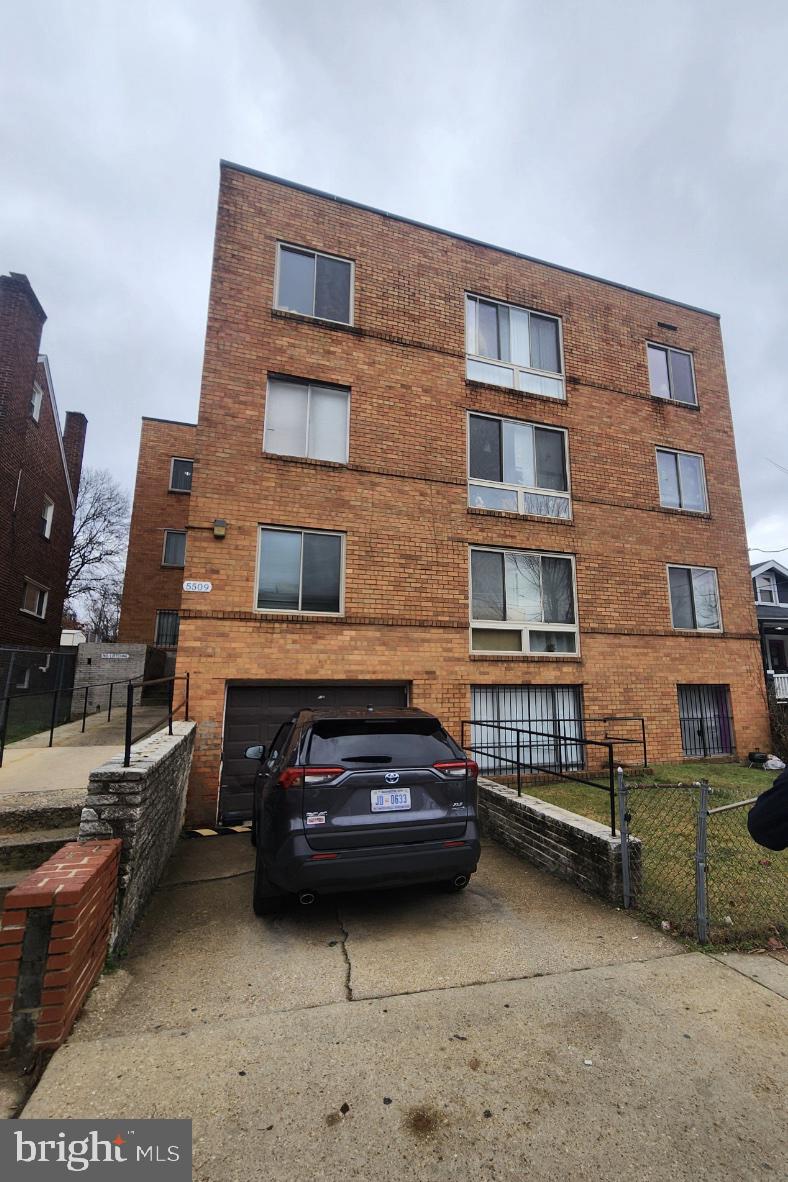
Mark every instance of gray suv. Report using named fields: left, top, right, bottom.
left=246, top=707, right=480, bottom=915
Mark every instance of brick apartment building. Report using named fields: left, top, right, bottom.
left=0, top=273, right=87, bottom=650
left=119, top=417, right=196, bottom=650
left=120, top=161, right=769, bottom=825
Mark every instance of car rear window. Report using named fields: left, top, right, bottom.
left=305, top=719, right=458, bottom=767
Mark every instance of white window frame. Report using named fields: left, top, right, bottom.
left=667, top=564, right=723, bottom=633
left=41, top=496, right=54, bottom=539
left=469, top=545, right=579, bottom=656
left=169, top=457, right=194, bottom=493
left=154, top=609, right=180, bottom=647
left=464, top=293, right=565, bottom=400
left=263, top=377, right=350, bottom=464
left=274, top=242, right=355, bottom=327
left=647, top=342, right=698, bottom=406
left=255, top=526, right=345, bottom=616
left=162, top=529, right=187, bottom=568
left=655, top=447, right=708, bottom=513
left=755, top=573, right=778, bottom=605
left=30, top=384, right=43, bottom=422
left=466, top=411, right=572, bottom=520
left=21, top=578, right=48, bottom=619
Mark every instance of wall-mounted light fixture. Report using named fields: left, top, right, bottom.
left=212, top=519, right=227, bottom=539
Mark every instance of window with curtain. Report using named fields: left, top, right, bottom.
left=668, top=565, right=721, bottom=630
left=470, top=547, right=578, bottom=653
left=468, top=413, right=570, bottom=518
left=656, top=448, right=707, bottom=512
left=276, top=244, right=353, bottom=324
left=465, top=295, right=564, bottom=399
left=264, top=378, right=349, bottom=464
left=647, top=344, right=697, bottom=406
left=162, top=530, right=187, bottom=568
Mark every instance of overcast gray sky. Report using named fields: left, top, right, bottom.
left=2, top=0, right=786, bottom=556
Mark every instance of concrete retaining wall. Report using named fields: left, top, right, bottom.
left=478, top=777, right=640, bottom=905
left=78, top=721, right=196, bottom=950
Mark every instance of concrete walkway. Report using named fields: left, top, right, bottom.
left=0, top=706, right=170, bottom=795
left=22, top=839, right=788, bottom=1181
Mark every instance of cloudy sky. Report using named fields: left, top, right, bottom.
left=2, top=1, right=786, bottom=556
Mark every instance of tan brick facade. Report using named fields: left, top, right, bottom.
left=118, top=417, right=196, bottom=645
left=122, top=163, right=769, bottom=825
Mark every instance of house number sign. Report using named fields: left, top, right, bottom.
left=183, top=580, right=212, bottom=593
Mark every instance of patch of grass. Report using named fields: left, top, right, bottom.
left=494, top=761, right=786, bottom=947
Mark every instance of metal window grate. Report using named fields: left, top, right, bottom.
left=470, top=684, right=584, bottom=774
left=677, top=685, right=734, bottom=757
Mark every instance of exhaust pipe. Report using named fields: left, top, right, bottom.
left=298, top=890, right=317, bottom=906
left=453, top=875, right=468, bottom=889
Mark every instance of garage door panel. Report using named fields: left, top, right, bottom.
left=219, top=683, right=408, bottom=823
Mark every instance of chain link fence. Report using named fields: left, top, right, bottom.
left=619, top=775, right=787, bottom=947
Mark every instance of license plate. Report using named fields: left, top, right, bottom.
left=371, top=787, right=411, bottom=812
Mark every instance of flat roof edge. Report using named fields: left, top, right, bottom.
left=220, top=160, right=721, bottom=320
left=142, top=416, right=197, bottom=427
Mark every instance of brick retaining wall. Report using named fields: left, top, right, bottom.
left=478, top=777, right=641, bottom=905
left=79, top=721, right=196, bottom=950
left=0, top=840, right=121, bottom=1058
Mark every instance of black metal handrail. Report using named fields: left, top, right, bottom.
left=0, top=676, right=138, bottom=767
left=123, top=673, right=190, bottom=766
left=461, top=718, right=645, bottom=836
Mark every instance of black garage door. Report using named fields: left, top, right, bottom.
left=219, top=682, right=409, bottom=822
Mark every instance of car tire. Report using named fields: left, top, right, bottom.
left=253, top=855, right=283, bottom=916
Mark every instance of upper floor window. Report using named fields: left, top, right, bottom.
left=162, top=529, right=186, bottom=568
left=755, top=573, right=777, bottom=604
left=264, top=378, right=349, bottom=464
left=155, top=610, right=180, bottom=647
left=30, top=384, right=43, bottom=422
left=275, top=244, right=353, bottom=325
left=257, top=527, right=343, bottom=614
left=21, top=579, right=48, bottom=619
left=465, top=295, right=564, bottom=400
left=668, top=564, right=721, bottom=631
left=40, top=497, right=54, bottom=539
left=170, top=458, right=193, bottom=493
left=656, top=448, right=707, bottom=512
left=468, top=413, right=570, bottom=519
left=470, top=547, right=578, bottom=654
left=647, top=343, right=697, bottom=406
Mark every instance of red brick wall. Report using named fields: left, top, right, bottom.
left=0, top=840, right=121, bottom=1053
left=119, top=417, right=197, bottom=644
left=141, top=164, right=768, bottom=823
left=0, top=274, right=86, bottom=648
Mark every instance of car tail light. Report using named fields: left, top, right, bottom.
left=303, top=767, right=344, bottom=785
left=433, top=760, right=479, bottom=778
left=277, top=768, right=304, bottom=789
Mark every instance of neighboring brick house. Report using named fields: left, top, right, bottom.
left=0, top=273, right=87, bottom=649
left=118, top=417, right=196, bottom=648
left=121, top=162, right=769, bottom=825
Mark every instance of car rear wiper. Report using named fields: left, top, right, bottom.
left=341, top=755, right=393, bottom=763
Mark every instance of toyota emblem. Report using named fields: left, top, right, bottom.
left=385, top=771, right=400, bottom=784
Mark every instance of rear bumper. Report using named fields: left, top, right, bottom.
left=266, top=822, right=481, bottom=894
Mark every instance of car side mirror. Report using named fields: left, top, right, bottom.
left=245, top=744, right=266, bottom=761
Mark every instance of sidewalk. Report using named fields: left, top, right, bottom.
left=20, top=838, right=788, bottom=1180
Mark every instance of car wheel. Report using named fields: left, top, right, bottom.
left=253, top=854, right=283, bottom=916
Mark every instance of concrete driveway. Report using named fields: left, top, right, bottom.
left=23, top=837, right=788, bottom=1181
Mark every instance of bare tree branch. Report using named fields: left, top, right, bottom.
left=65, top=468, right=129, bottom=616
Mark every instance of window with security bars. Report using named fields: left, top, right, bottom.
left=677, top=685, right=734, bottom=757
left=471, top=684, right=584, bottom=773
left=155, top=610, right=180, bottom=647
